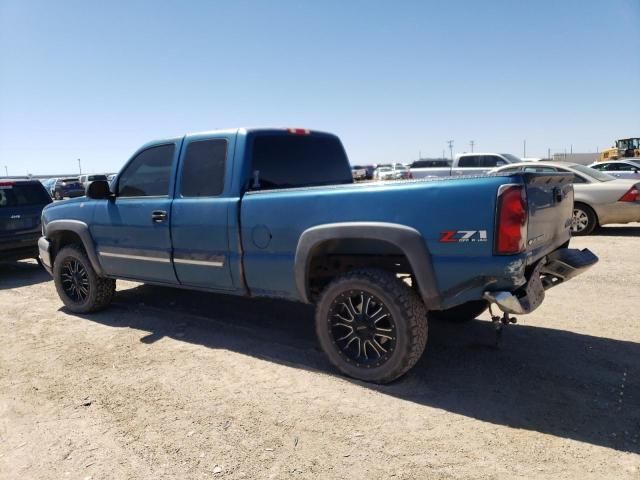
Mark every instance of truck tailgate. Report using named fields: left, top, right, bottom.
left=521, top=172, right=574, bottom=263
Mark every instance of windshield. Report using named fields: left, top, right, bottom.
left=378, top=167, right=392, bottom=172
left=571, top=164, right=615, bottom=182
left=500, top=153, right=522, bottom=163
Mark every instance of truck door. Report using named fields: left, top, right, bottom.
left=92, top=142, right=179, bottom=283
left=170, top=133, right=237, bottom=291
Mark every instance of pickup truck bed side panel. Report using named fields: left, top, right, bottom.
left=239, top=176, right=535, bottom=305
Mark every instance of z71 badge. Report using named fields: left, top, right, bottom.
left=440, top=230, right=488, bottom=243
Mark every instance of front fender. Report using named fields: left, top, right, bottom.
left=45, top=219, right=104, bottom=276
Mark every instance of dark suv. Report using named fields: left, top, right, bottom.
left=53, top=177, right=84, bottom=200
left=0, top=180, right=52, bottom=261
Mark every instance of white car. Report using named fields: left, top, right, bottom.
left=373, top=166, right=395, bottom=181
left=588, top=159, right=640, bottom=180
left=490, top=161, right=640, bottom=235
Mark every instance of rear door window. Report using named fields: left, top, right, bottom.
left=118, top=144, right=175, bottom=197
left=180, top=139, right=227, bottom=197
left=250, top=134, right=352, bottom=190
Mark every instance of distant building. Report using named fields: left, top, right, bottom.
left=552, top=153, right=599, bottom=165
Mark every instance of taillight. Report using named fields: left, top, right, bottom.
left=619, top=185, right=639, bottom=202
left=495, top=185, right=528, bottom=255
left=287, top=128, right=310, bottom=135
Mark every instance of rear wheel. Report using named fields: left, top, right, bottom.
left=429, top=300, right=488, bottom=323
left=571, top=203, right=597, bottom=236
left=315, top=269, right=427, bottom=384
left=53, top=245, right=115, bottom=313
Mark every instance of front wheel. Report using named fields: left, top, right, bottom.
left=315, top=269, right=428, bottom=384
left=571, top=203, right=597, bottom=236
left=53, top=245, right=116, bottom=313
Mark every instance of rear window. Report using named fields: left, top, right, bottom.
left=88, top=175, right=107, bottom=181
left=250, top=135, right=352, bottom=190
left=0, top=183, right=51, bottom=207
left=571, top=164, right=614, bottom=182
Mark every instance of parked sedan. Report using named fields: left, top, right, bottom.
left=490, top=161, right=640, bottom=235
left=588, top=160, right=640, bottom=180
left=53, top=178, right=85, bottom=200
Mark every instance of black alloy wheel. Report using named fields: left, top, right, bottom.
left=328, top=290, right=397, bottom=368
left=60, top=257, right=90, bottom=303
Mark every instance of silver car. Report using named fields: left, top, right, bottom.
left=490, top=161, right=640, bottom=235
left=588, top=159, right=640, bottom=180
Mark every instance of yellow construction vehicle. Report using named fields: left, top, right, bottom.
left=599, top=137, right=640, bottom=161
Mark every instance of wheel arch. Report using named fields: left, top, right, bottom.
left=46, top=220, right=104, bottom=276
left=294, top=222, right=441, bottom=309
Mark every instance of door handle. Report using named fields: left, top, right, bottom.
left=151, top=210, right=168, bottom=223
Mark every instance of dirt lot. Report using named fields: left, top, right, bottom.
left=1, top=226, right=639, bottom=480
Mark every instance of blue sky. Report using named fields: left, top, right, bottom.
left=1, top=0, right=639, bottom=175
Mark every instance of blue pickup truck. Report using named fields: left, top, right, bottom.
left=38, top=128, right=597, bottom=383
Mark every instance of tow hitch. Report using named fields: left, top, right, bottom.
left=483, top=247, right=598, bottom=347
left=489, top=303, right=517, bottom=347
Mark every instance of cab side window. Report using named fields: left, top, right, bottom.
left=118, top=144, right=175, bottom=197
left=458, top=156, right=480, bottom=167
left=180, top=139, right=227, bottom=197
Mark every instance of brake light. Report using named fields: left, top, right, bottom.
left=287, top=128, right=310, bottom=135
left=619, top=185, right=639, bottom=202
left=0, top=181, right=16, bottom=187
left=495, top=185, right=528, bottom=254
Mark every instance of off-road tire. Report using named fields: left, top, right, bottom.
left=572, top=203, right=597, bottom=236
left=315, top=269, right=428, bottom=384
left=429, top=300, right=488, bottom=323
left=53, top=244, right=115, bottom=313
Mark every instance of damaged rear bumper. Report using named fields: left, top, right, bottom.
left=483, top=248, right=598, bottom=315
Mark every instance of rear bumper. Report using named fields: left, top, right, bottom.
left=483, top=248, right=598, bottom=315
left=38, top=236, right=53, bottom=275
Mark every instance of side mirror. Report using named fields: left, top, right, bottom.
left=86, top=180, right=114, bottom=199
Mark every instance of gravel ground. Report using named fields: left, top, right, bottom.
left=1, top=225, right=639, bottom=479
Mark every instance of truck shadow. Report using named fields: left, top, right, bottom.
left=0, top=260, right=51, bottom=290
left=71, top=283, right=639, bottom=454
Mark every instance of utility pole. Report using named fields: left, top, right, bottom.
left=547, top=148, right=551, bottom=160
left=570, top=144, right=573, bottom=154
left=3, top=166, right=7, bottom=177
left=78, top=158, right=82, bottom=175
left=469, top=140, right=475, bottom=152
left=523, top=140, right=526, bottom=158
left=447, top=140, right=454, bottom=161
